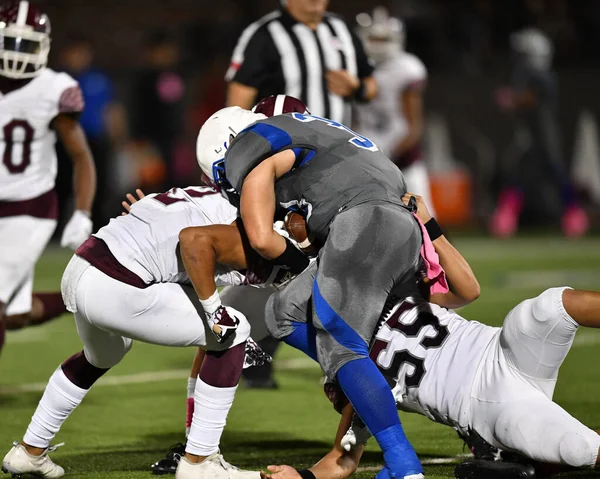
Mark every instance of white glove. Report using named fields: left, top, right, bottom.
left=341, top=414, right=372, bottom=452
left=61, top=210, right=92, bottom=250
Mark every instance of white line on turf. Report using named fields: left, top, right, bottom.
left=0, top=357, right=320, bottom=395
left=3, top=329, right=600, bottom=395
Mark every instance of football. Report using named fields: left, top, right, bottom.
left=283, top=211, right=313, bottom=254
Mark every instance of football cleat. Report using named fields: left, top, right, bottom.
left=2, top=442, right=64, bottom=478
left=457, top=429, right=502, bottom=461
left=175, top=453, right=259, bottom=479
left=455, top=460, right=537, bottom=479
left=151, top=443, right=186, bottom=475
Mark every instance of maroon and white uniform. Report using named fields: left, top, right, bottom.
left=354, top=52, right=434, bottom=212
left=60, top=186, right=273, bottom=369
left=0, top=68, right=83, bottom=314
left=370, top=290, right=600, bottom=468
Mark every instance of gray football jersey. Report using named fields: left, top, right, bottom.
left=225, top=113, right=407, bottom=241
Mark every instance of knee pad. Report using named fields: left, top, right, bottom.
left=559, top=430, right=600, bottom=468
left=83, top=337, right=133, bottom=369
left=532, top=287, right=576, bottom=329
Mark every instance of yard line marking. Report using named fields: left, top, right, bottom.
left=0, top=357, right=319, bottom=395
left=356, top=454, right=472, bottom=472
left=3, top=327, right=599, bottom=395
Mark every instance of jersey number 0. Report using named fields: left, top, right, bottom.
left=2, top=119, right=34, bottom=174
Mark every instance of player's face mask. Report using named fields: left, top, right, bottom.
left=211, top=134, right=241, bottom=208
left=0, top=24, right=50, bottom=79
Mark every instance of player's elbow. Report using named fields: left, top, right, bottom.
left=247, top=229, right=277, bottom=259
left=462, top=281, right=481, bottom=303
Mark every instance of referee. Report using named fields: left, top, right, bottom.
left=225, top=0, right=378, bottom=124
left=226, top=0, right=377, bottom=389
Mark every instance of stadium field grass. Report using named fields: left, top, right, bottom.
left=1, top=237, right=600, bottom=478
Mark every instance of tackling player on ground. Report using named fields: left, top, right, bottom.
left=261, top=194, right=600, bottom=479
left=0, top=0, right=96, bottom=351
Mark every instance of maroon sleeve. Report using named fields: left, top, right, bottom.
left=59, top=85, right=85, bottom=114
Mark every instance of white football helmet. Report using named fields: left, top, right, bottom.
left=356, top=6, right=404, bottom=65
left=0, top=1, right=51, bottom=79
left=196, top=106, right=266, bottom=185
left=510, top=28, right=553, bottom=71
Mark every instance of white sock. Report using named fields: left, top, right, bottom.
left=186, top=378, right=237, bottom=456
left=23, top=367, right=88, bottom=448
left=185, top=377, right=197, bottom=438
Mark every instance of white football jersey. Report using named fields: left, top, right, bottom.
left=371, top=297, right=498, bottom=434
left=355, top=52, right=427, bottom=156
left=0, top=68, right=82, bottom=201
left=95, top=186, right=244, bottom=287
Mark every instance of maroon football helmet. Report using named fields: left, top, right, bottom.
left=252, top=94, right=310, bottom=117
left=0, top=1, right=51, bottom=79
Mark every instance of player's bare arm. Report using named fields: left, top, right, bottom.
left=393, top=85, right=425, bottom=158
left=179, top=222, right=248, bottom=299
left=262, top=405, right=363, bottom=479
left=240, top=150, right=296, bottom=259
left=52, top=114, right=96, bottom=215
left=52, top=113, right=96, bottom=250
left=402, top=193, right=480, bottom=309
left=227, top=81, right=259, bottom=110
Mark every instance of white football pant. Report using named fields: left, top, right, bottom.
left=62, top=256, right=271, bottom=369
left=0, top=216, right=56, bottom=315
left=470, top=287, right=600, bottom=468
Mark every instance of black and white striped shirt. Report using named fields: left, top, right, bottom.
left=225, top=8, right=374, bottom=124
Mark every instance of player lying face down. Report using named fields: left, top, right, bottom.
left=196, top=104, right=448, bottom=479
left=261, top=195, right=600, bottom=479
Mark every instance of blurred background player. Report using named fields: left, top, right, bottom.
left=58, top=37, right=126, bottom=230
left=491, top=27, right=589, bottom=238
left=0, top=1, right=96, bottom=351
left=226, top=0, right=377, bottom=388
left=354, top=7, right=434, bottom=213
left=129, top=30, right=188, bottom=191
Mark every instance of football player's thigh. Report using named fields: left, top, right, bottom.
left=76, top=267, right=245, bottom=351
left=491, top=396, right=600, bottom=468
left=312, top=204, right=420, bottom=376
left=74, top=310, right=132, bottom=369
left=0, top=217, right=56, bottom=304
left=5, top=270, right=33, bottom=316
left=265, top=261, right=316, bottom=340
left=499, top=287, right=577, bottom=392
left=221, top=285, right=275, bottom=342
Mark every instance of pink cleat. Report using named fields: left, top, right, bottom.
left=490, top=189, right=524, bottom=238
left=561, top=205, right=589, bottom=238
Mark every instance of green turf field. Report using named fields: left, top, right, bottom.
left=1, top=238, right=600, bottom=478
